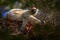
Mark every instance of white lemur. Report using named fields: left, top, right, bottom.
left=5, top=6, right=41, bottom=32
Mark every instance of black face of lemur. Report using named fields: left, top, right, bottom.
left=31, top=9, right=36, bottom=15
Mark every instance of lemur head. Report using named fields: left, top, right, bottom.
left=30, top=6, right=37, bottom=15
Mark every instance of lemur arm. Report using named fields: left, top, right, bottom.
left=28, top=15, right=41, bottom=24
left=20, top=19, right=27, bottom=31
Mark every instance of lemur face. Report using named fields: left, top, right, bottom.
left=31, top=7, right=37, bottom=15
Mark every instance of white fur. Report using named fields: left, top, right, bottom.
left=6, top=8, right=41, bottom=31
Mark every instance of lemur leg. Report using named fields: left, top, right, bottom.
left=20, top=19, right=27, bottom=32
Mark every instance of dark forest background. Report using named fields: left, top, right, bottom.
left=0, top=0, right=60, bottom=40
